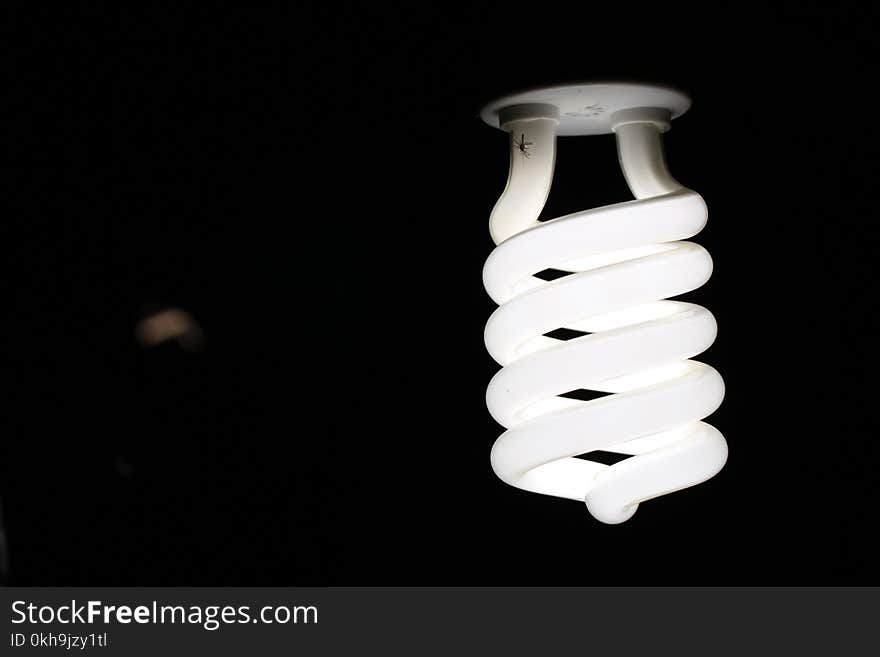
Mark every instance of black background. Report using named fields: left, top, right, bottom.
left=3, top=3, right=878, bottom=584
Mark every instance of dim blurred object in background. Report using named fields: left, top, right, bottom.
left=135, top=308, right=204, bottom=351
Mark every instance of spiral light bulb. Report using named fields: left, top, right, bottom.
left=481, top=83, right=727, bottom=523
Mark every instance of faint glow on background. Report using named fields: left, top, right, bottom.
left=135, top=308, right=204, bottom=351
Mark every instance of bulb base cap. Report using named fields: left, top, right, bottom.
left=480, top=82, right=691, bottom=136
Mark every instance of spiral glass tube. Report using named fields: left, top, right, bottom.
left=483, top=100, right=727, bottom=523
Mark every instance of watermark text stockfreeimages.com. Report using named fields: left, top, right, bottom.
left=11, top=600, right=317, bottom=632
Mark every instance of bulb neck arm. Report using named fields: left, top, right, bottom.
left=613, top=109, right=683, bottom=200
left=488, top=105, right=559, bottom=245
left=488, top=106, right=686, bottom=243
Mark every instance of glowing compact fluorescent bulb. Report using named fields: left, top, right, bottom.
left=480, top=82, right=727, bottom=523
